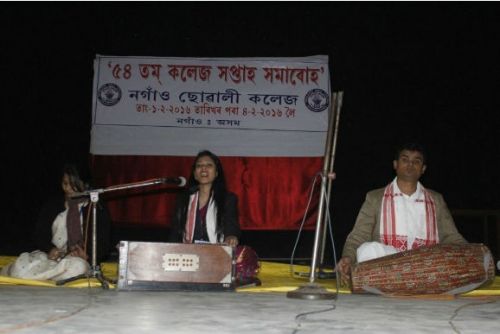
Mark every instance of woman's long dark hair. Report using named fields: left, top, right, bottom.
left=186, top=150, right=228, bottom=238
left=62, top=163, right=86, bottom=193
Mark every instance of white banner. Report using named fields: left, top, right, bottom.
left=91, top=55, right=330, bottom=156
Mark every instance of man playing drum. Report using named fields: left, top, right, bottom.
left=337, top=143, right=467, bottom=285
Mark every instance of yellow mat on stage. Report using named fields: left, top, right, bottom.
left=1, top=256, right=499, bottom=296
left=0, top=256, right=117, bottom=289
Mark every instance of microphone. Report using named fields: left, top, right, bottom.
left=162, top=176, right=187, bottom=187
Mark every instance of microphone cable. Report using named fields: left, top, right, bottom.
left=288, top=171, right=341, bottom=334
left=288, top=171, right=322, bottom=278
left=289, top=171, right=340, bottom=295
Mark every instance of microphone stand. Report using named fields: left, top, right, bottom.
left=317, top=91, right=343, bottom=279
left=287, top=91, right=343, bottom=300
left=55, top=178, right=168, bottom=288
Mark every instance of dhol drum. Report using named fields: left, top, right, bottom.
left=351, top=243, right=495, bottom=295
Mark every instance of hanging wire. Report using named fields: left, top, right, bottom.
left=321, top=179, right=341, bottom=295
left=288, top=171, right=340, bottom=292
left=289, top=172, right=322, bottom=277
left=289, top=172, right=341, bottom=334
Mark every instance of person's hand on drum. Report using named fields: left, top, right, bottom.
left=335, top=257, right=352, bottom=286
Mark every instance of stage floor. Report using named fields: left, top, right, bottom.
left=1, top=285, right=499, bottom=333
left=1, top=257, right=500, bottom=333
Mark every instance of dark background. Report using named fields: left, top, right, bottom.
left=1, top=3, right=499, bottom=261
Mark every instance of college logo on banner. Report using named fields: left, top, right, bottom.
left=304, top=89, right=329, bottom=112
left=97, top=83, right=122, bottom=106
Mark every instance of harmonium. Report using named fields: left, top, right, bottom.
left=118, top=241, right=235, bottom=291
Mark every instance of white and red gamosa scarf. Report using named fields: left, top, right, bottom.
left=183, top=191, right=220, bottom=244
left=380, top=178, right=439, bottom=251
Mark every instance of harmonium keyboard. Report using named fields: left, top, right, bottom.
left=118, top=241, right=235, bottom=291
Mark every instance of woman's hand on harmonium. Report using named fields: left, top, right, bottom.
left=223, top=235, right=239, bottom=247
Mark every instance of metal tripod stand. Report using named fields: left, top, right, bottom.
left=56, top=178, right=171, bottom=288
